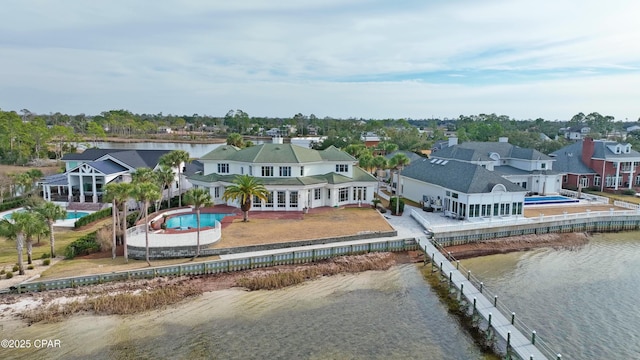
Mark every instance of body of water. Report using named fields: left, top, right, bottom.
left=461, top=231, right=640, bottom=359
left=165, top=213, right=233, bottom=229
left=1, top=264, right=491, bottom=360
left=89, top=141, right=223, bottom=158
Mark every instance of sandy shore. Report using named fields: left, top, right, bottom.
left=443, top=232, right=590, bottom=259
left=0, top=252, right=417, bottom=324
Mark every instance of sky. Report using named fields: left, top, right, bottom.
left=1, top=0, right=640, bottom=121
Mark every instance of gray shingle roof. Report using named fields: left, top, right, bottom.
left=103, top=150, right=171, bottom=169
left=550, top=142, right=596, bottom=175
left=402, top=158, right=526, bottom=194
left=199, top=144, right=355, bottom=164
left=61, top=148, right=112, bottom=161
left=85, top=160, right=128, bottom=175
left=434, top=141, right=552, bottom=161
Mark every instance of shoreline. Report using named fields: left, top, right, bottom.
left=443, top=232, right=590, bottom=259
left=0, top=252, right=419, bottom=324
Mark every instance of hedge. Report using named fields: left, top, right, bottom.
left=0, top=197, right=26, bottom=212
left=64, top=232, right=100, bottom=259
left=74, top=207, right=112, bottom=228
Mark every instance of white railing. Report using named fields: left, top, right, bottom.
left=614, top=200, right=639, bottom=210
left=410, top=209, right=432, bottom=230
left=127, top=221, right=222, bottom=248
left=559, top=189, right=609, bottom=204
left=429, top=208, right=640, bottom=233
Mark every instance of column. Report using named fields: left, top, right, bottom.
left=79, top=174, right=85, bottom=203
left=615, top=162, right=621, bottom=191
left=629, top=161, right=635, bottom=189
left=92, top=175, right=97, bottom=203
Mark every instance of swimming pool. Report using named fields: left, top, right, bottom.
left=165, top=213, right=233, bottom=229
left=3, top=209, right=90, bottom=220
left=524, top=195, right=579, bottom=205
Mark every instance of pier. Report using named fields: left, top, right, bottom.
left=417, top=236, right=560, bottom=360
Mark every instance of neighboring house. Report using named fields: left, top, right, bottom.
left=400, top=157, right=527, bottom=220
left=563, top=126, right=591, bottom=140
left=41, top=149, right=188, bottom=205
left=430, top=137, right=564, bottom=195
left=188, top=140, right=377, bottom=211
left=551, top=137, right=640, bottom=192
left=626, top=125, right=640, bottom=133
left=362, top=132, right=381, bottom=148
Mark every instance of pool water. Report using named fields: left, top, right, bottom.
left=165, top=213, right=232, bottom=229
left=3, top=210, right=90, bottom=220
left=524, top=195, right=579, bottom=205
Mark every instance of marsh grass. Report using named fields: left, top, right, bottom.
left=21, top=283, right=203, bottom=324
left=236, top=254, right=395, bottom=290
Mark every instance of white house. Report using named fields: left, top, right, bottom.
left=41, top=149, right=187, bottom=206
left=188, top=140, right=377, bottom=211
left=431, top=137, right=564, bottom=195
left=400, top=157, right=527, bottom=220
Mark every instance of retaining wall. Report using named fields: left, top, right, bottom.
left=127, top=230, right=398, bottom=259
left=16, top=235, right=413, bottom=294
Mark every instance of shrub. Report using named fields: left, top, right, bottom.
left=42, top=259, right=50, bottom=266
left=96, top=226, right=112, bottom=252
left=6, top=272, right=13, bottom=279
left=74, top=208, right=112, bottom=229
left=40, top=253, right=50, bottom=259
left=0, top=197, right=27, bottom=212
left=371, top=198, right=382, bottom=209
left=64, top=232, right=100, bottom=259
left=622, top=189, right=636, bottom=196
left=388, top=197, right=405, bottom=215
left=0, top=269, right=5, bottom=275
left=12, top=265, right=19, bottom=272
left=27, top=265, right=34, bottom=270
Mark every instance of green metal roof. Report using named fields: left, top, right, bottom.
left=199, top=143, right=356, bottom=164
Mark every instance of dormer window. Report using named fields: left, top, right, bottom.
left=625, top=144, right=631, bottom=153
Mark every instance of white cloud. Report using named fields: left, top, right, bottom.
left=1, top=0, right=640, bottom=120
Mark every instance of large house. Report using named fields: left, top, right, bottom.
left=41, top=149, right=186, bottom=206
left=188, top=140, right=377, bottom=211
left=430, top=137, right=563, bottom=195
left=400, top=157, right=527, bottom=220
left=551, top=137, right=640, bottom=192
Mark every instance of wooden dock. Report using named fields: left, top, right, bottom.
left=416, top=236, right=553, bottom=360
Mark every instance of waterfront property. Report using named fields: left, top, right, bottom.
left=552, top=137, right=640, bottom=192
left=40, top=148, right=196, bottom=207
left=188, top=138, right=377, bottom=211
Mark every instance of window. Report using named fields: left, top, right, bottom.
left=249, top=166, right=253, bottom=176
left=279, top=166, right=291, bottom=177
left=635, top=175, right=640, bottom=186
left=605, top=175, right=614, bottom=187
left=563, top=175, right=568, bottom=183
left=262, top=166, right=273, bottom=177
left=314, top=188, right=321, bottom=200
left=214, top=187, right=220, bottom=198
left=580, top=177, right=589, bottom=188
left=300, top=166, right=304, bottom=176
left=594, top=175, right=601, bottom=187
left=265, top=192, right=274, bottom=208
left=218, top=163, right=229, bottom=173
left=338, top=187, right=349, bottom=202
left=327, top=189, right=331, bottom=199
left=452, top=193, right=458, bottom=199
left=253, top=195, right=262, bottom=208
left=353, top=187, right=367, bottom=201
left=541, top=163, right=546, bottom=169
left=336, top=164, right=349, bottom=172
left=290, top=191, right=298, bottom=207
left=470, top=204, right=480, bottom=217
left=493, top=203, right=499, bottom=216
left=241, top=167, right=244, bottom=175
left=277, top=191, right=286, bottom=208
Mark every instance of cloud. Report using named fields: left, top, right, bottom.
left=1, top=0, right=640, bottom=120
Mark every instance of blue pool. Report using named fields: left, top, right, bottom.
left=3, top=210, right=90, bottom=220
left=524, top=195, right=579, bottom=205
left=165, top=213, right=233, bottom=229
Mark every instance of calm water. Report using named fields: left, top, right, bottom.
left=90, top=141, right=222, bottom=158
left=1, top=265, right=489, bottom=360
left=165, top=213, right=233, bottom=229
left=462, top=231, right=640, bottom=359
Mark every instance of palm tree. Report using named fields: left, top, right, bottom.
left=20, top=211, right=48, bottom=265
left=0, top=217, right=26, bottom=275
left=222, top=175, right=269, bottom=222
left=34, top=202, right=66, bottom=258
left=184, top=188, right=213, bottom=258
left=104, top=183, right=121, bottom=260
left=156, top=165, right=175, bottom=209
left=133, top=182, right=161, bottom=266
left=389, top=153, right=411, bottom=216
left=159, top=150, right=190, bottom=207
left=106, top=182, right=134, bottom=263
left=226, top=133, right=245, bottom=148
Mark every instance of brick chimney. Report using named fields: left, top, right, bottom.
left=582, top=137, right=594, bottom=166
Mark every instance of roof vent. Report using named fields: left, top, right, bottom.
left=441, top=160, right=448, bottom=165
